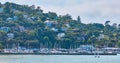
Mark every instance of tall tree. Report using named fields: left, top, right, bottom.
left=77, top=16, right=81, bottom=23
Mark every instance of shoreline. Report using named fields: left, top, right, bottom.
left=0, top=53, right=117, bottom=55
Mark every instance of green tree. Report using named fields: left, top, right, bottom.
left=77, top=16, right=81, bottom=23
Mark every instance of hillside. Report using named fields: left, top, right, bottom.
left=0, top=2, right=120, bottom=49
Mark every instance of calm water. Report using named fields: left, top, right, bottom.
left=0, top=54, right=120, bottom=63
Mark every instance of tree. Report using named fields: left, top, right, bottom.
left=118, top=24, right=120, bottom=29
left=43, top=36, right=50, bottom=48
left=117, top=40, right=120, bottom=47
left=44, top=12, right=57, bottom=20
left=77, top=16, right=81, bottom=23
left=105, top=21, right=110, bottom=26
left=0, top=43, right=4, bottom=49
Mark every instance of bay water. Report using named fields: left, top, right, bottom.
left=0, top=54, right=119, bottom=63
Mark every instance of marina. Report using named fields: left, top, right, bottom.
left=0, top=46, right=119, bottom=55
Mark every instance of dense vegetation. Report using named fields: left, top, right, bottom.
left=0, top=2, right=120, bottom=49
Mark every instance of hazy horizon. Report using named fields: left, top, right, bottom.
left=0, top=0, right=120, bottom=24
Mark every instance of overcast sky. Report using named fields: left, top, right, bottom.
left=0, top=0, right=120, bottom=24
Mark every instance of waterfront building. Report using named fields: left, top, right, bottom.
left=79, top=45, right=95, bottom=51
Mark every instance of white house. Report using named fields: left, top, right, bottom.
left=57, top=33, right=65, bottom=39
left=44, top=20, right=54, bottom=27
left=6, top=17, right=13, bottom=21
left=19, top=26, right=26, bottom=32
left=7, top=33, right=14, bottom=39
left=31, top=17, right=38, bottom=21
left=51, top=28, right=58, bottom=32
left=61, top=23, right=70, bottom=32
left=78, top=45, right=95, bottom=51
left=98, top=34, right=105, bottom=40
left=65, top=24, right=70, bottom=28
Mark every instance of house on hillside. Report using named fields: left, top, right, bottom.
left=61, top=23, right=70, bottom=32
left=98, top=34, right=105, bottom=40
left=11, top=26, right=19, bottom=31
left=52, top=21, right=58, bottom=27
left=11, top=9, right=20, bottom=14
left=13, top=16, right=18, bottom=21
left=31, top=17, right=38, bottom=21
left=51, top=27, right=58, bottom=32
left=0, top=27, right=10, bottom=33
left=6, top=16, right=18, bottom=21
left=23, top=14, right=28, bottom=18
left=44, top=20, right=54, bottom=27
left=65, top=23, right=70, bottom=28
left=7, top=33, right=14, bottom=39
left=6, top=17, right=13, bottom=21
left=18, top=26, right=26, bottom=32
